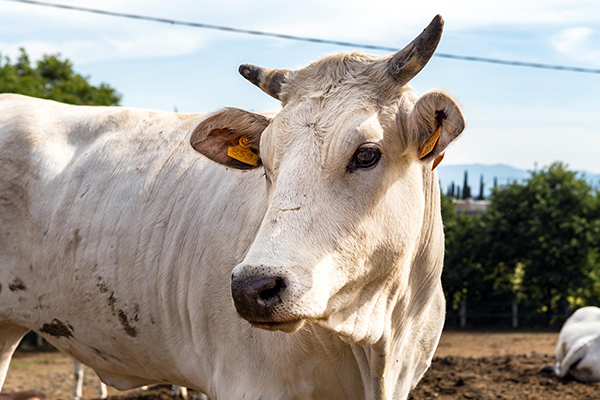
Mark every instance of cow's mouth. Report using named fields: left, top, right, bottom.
left=249, top=319, right=305, bottom=333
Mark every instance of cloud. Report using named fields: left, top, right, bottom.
left=552, top=27, right=593, bottom=53
left=0, top=28, right=210, bottom=65
left=551, top=27, right=600, bottom=63
left=3, top=0, right=600, bottom=65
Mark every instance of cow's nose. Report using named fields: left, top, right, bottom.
left=231, top=275, right=287, bottom=321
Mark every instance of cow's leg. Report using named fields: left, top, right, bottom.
left=192, top=391, right=209, bottom=400
left=171, top=386, right=188, bottom=399
left=180, top=387, right=188, bottom=400
left=0, top=322, right=29, bottom=390
left=97, top=379, right=108, bottom=399
left=72, top=359, right=84, bottom=400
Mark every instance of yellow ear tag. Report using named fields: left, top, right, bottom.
left=227, top=137, right=259, bottom=166
left=419, top=125, right=442, bottom=159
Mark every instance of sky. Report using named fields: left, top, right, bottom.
left=1, top=0, right=599, bottom=173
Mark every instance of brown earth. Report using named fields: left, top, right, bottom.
left=410, top=353, right=600, bottom=400
left=434, top=331, right=559, bottom=358
left=413, top=331, right=600, bottom=399
left=2, top=349, right=141, bottom=400
left=4, top=331, right=600, bottom=400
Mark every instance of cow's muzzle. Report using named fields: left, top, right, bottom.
left=231, top=265, right=307, bottom=332
left=231, top=274, right=287, bottom=321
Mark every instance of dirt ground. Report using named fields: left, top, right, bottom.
left=3, top=330, right=600, bottom=400
left=2, top=349, right=142, bottom=400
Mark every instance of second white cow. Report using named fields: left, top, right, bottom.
left=552, top=306, right=600, bottom=382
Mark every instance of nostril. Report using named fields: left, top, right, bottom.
left=259, top=278, right=286, bottom=303
left=231, top=274, right=289, bottom=319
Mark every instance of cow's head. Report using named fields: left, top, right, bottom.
left=191, top=15, right=465, bottom=344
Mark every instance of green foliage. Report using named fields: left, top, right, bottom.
left=441, top=194, right=489, bottom=304
left=0, top=48, right=121, bottom=106
left=442, top=162, right=600, bottom=314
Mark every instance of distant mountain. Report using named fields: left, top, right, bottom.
left=437, top=164, right=600, bottom=197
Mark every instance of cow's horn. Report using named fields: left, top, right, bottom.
left=388, top=15, right=444, bottom=84
left=239, top=65, right=290, bottom=100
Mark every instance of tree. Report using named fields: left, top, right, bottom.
left=441, top=192, right=489, bottom=306
left=0, top=48, right=121, bottom=106
left=478, top=162, right=600, bottom=307
left=477, top=174, right=485, bottom=200
left=447, top=182, right=455, bottom=198
left=441, top=163, right=600, bottom=327
left=462, top=170, right=471, bottom=199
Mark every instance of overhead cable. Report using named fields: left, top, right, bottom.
left=4, top=0, right=600, bottom=75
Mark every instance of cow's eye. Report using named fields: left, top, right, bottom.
left=348, top=144, right=381, bottom=171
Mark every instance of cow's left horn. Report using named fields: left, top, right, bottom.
left=388, top=15, right=444, bottom=84
left=239, top=65, right=290, bottom=100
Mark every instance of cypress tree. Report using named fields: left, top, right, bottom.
left=462, top=170, right=471, bottom=199
left=477, top=174, right=485, bottom=200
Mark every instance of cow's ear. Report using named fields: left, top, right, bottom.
left=409, top=90, right=465, bottom=170
left=191, top=108, right=270, bottom=170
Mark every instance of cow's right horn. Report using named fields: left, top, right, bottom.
left=239, top=65, right=290, bottom=101
left=388, top=15, right=444, bottom=85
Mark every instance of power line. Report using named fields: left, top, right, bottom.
left=4, top=0, right=600, bottom=75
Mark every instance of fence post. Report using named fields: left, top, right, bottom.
left=460, top=301, right=467, bottom=328
left=511, top=301, right=519, bottom=328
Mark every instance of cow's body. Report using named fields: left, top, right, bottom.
left=553, top=306, right=600, bottom=382
left=0, top=94, right=443, bottom=398
left=0, top=16, right=464, bottom=400
left=0, top=93, right=446, bottom=398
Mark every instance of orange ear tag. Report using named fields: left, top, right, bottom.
left=227, top=137, right=259, bottom=166
left=419, top=125, right=442, bottom=159
left=432, top=152, right=445, bottom=170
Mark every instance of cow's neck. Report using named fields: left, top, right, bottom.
left=351, top=166, right=446, bottom=400
left=348, top=283, right=444, bottom=399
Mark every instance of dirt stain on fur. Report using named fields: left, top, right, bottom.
left=118, top=309, right=138, bottom=337
left=39, top=319, right=73, bottom=339
left=9, top=277, right=27, bottom=292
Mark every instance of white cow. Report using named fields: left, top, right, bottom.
left=0, top=15, right=464, bottom=400
left=552, top=306, right=600, bottom=382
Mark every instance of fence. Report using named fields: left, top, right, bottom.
left=445, top=300, right=575, bottom=329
